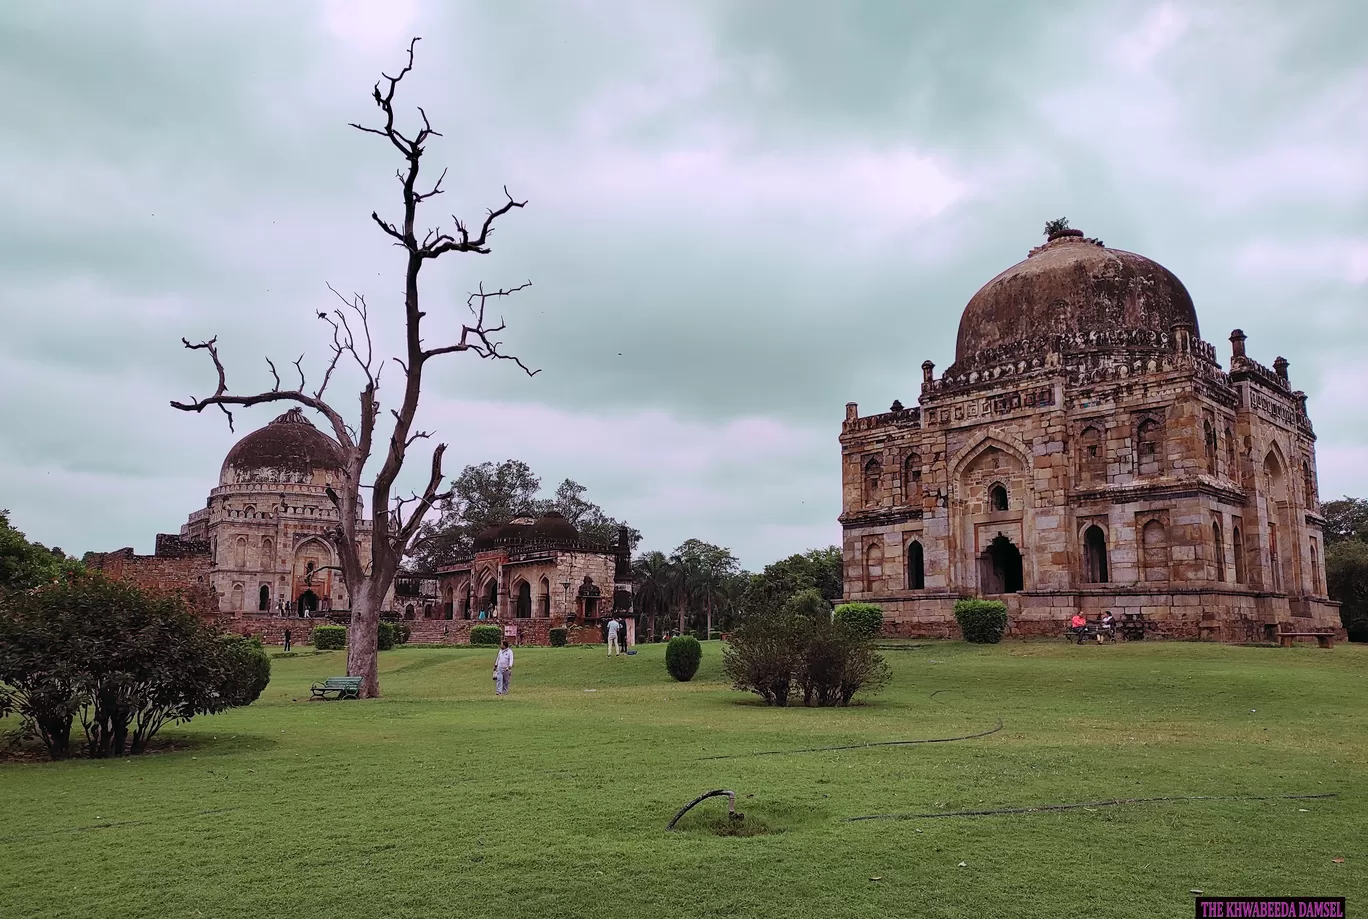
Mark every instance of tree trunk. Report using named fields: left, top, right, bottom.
left=346, top=579, right=386, bottom=698
left=706, top=597, right=713, bottom=638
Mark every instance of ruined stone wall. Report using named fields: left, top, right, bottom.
left=83, top=547, right=217, bottom=616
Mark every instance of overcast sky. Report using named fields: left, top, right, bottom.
left=1, top=1, right=1364, bottom=571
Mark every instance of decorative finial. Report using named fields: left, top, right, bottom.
left=1044, top=217, right=1070, bottom=239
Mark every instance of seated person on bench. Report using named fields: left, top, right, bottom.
left=1070, top=613, right=1087, bottom=639
left=1098, top=611, right=1115, bottom=642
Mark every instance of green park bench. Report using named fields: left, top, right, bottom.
left=311, top=676, right=363, bottom=700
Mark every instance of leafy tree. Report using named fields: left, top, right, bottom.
left=741, top=546, right=843, bottom=621
left=1043, top=217, right=1070, bottom=238
left=1321, top=497, right=1368, bottom=545
left=1326, top=538, right=1368, bottom=638
left=781, top=587, right=832, bottom=621
left=0, top=509, right=80, bottom=591
left=409, top=460, right=638, bottom=570
left=671, top=539, right=740, bottom=636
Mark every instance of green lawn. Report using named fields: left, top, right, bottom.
left=2, top=640, right=1364, bottom=919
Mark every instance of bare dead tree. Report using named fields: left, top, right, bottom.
left=171, top=38, right=537, bottom=697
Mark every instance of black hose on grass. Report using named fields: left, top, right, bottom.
left=697, top=720, right=1003, bottom=761
left=845, top=792, right=1339, bottom=822
left=667, top=789, right=743, bottom=831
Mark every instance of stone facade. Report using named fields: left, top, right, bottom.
left=839, top=232, right=1340, bottom=640
left=175, top=408, right=394, bottom=618
left=431, top=518, right=636, bottom=645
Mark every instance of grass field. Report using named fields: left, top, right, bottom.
left=2, top=640, right=1364, bottom=919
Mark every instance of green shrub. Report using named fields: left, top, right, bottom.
left=665, top=635, right=702, bottom=682
left=708, top=630, right=722, bottom=641
left=393, top=621, right=412, bottom=645
left=218, top=636, right=272, bottom=707
left=954, top=599, right=1009, bottom=644
left=1347, top=619, right=1368, bottom=643
left=470, top=624, right=502, bottom=647
left=0, top=573, right=274, bottom=760
left=723, top=615, right=803, bottom=706
left=312, top=625, right=347, bottom=650
left=549, top=627, right=568, bottom=647
left=833, top=603, right=884, bottom=640
left=724, top=614, right=890, bottom=708
left=377, top=621, right=396, bottom=651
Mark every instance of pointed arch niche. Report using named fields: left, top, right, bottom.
left=906, top=539, right=925, bottom=590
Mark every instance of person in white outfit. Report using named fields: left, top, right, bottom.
left=494, top=641, right=514, bottom=695
left=607, top=617, right=621, bottom=656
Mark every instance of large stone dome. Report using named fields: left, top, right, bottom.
left=219, top=408, right=346, bottom=486
left=955, top=234, right=1199, bottom=362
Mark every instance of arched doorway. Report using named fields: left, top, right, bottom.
left=404, top=604, right=415, bottom=620
left=483, top=579, right=498, bottom=617
left=980, top=535, right=1023, bottom=594
left=516, top=581, right=532, bottom=618
left=1082, top=526, right=1108, bottom=583
left=258, top=584, right=271, bottom=611
left=539, top=577, right=551, bottom=618
left=298, top=590, right=319, bottom=615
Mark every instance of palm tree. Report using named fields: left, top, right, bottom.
left=667, top=552, right=701, bottom=636
left=632, top=551, right=672, bottom=640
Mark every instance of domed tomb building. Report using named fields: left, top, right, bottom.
left=838, top=230, right=1338, bottom=639
left=178, top=407, right=392, bottom=617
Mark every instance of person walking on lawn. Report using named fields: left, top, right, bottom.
left=283, top=628, right=292, bottom=652
left=494, top=640, right=514, bottom=696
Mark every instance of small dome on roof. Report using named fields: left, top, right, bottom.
left=527, top=511, right=580, bottom=543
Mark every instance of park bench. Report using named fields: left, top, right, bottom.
left=1275, top=627, right=1336, bottom=650
left=311, top=676, right=363, bottom=700
left=1066, top=620, right=1117, bottom=644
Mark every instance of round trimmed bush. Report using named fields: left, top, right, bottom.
left=470, top=624, right=502, bottom=647
left=954, top=599, right=1009, bottom=644
left=549, top=627, right=568, bottom=647
left=666, top=635, right=702, bottom=682
left=833, top=603, right=884, bottom=640
left=311, top=624, right=347, bottom=650
left=1347, top=618, right=1368, bottom=643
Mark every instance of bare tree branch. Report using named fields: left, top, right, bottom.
left=171, top=338, right=356, bottom=448
left=395, top=442, right=449, bottom=548
left=421, top=281, right=539, bottom=376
